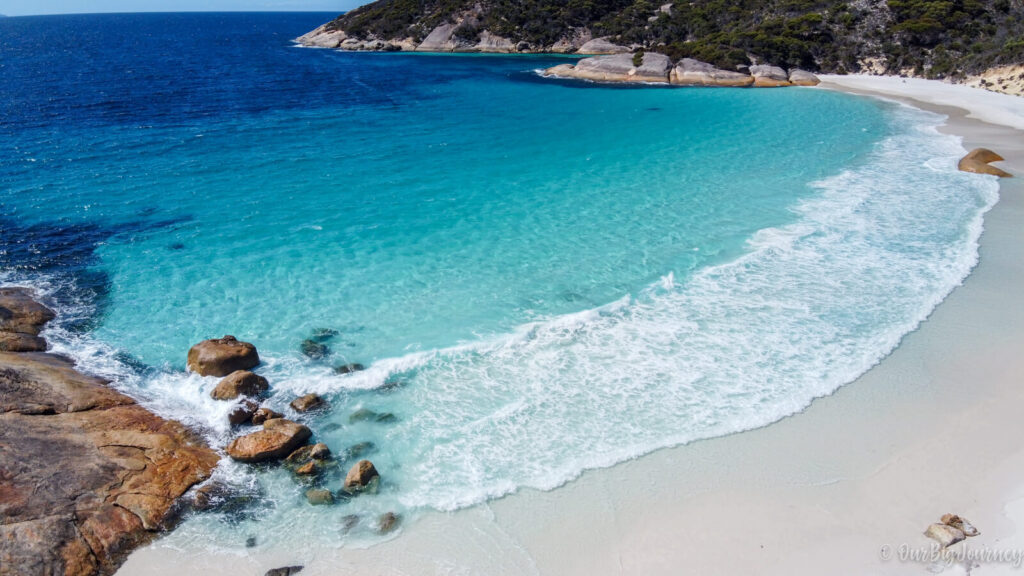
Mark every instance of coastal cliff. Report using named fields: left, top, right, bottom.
left=0, top=288, right=218, bottom=576
left=297, top=0, right=1024, bottom=96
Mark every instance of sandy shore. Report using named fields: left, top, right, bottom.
left=118, top=76, right=1024, bottom=576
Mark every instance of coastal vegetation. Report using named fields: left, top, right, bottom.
left=318, top=0, right=1024, bottom=78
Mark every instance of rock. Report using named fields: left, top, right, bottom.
left=344, top=441, right=376, bottom=459
left=788, top=68, right=820, bottom=86
left=958, top=148, right=1013, bottom=177
left=544, top=53, right=671, bottom=84
left=266, top=567, right=304, bottom=576
left=290, top=393, right=325, bottom=413
left=925, top=523, right=966, bottom=548
left=549, top=27, right=593, bottom=53
left=377, top=511, right=400, bottom=534
left=941, top=513, right=980, bottom=537
left=416, top=22, right=458, bottom=52
left=670, top=58, right=754, bottom=87
left=340, top=514, right=360, bottom=534
left=0, top=344, right=218, bottom=575
left=246, top=535, right=257, bottom=547
left=750, top=64, right=792, bottom=87
left=309, top=442, right=331, bottom=460
left=251, top=406, right=283, bottom=425
left=295, top=23, right=346, bottom=48
left=344, top=459, right=380, bottom=490
left=0, top=332, right=47, bottom=352
left=187, top=336, right=259, bottom=377
left=577, top=37, right=630, bottom=54
left=284, top=442, right=332, bottom=475
left=475, top=30, right=515, bottom=52
left=349, top=408, right=397, bottom=423
left=211, top=370, right=269, bottom=400
left=300, top=338, right=330, bottom=359
left=295, top=461, right=319, bottom=475
left=225, top=419, right=312, bottom=463
left=305, top=489, right=334, bottom=505
left=334, top=362, right=365, bottom=374
left=310, top=327, right=338, bottom=341
left=228, top=399, right=260, bottom=426
left=0, top=287, right=56, bottom=336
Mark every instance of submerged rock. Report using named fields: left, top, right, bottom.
left=377, top=512, right=401, bottom=534
left=344, top=459, right=380, bottom=491
left=349, top=408, right=397, bottom=424
left=187, top=336, right=260, bottom=377
left=958, top=148, right=1013, bottom=177
left=225, top=419, right=312, bottom=463
left=300, top=339, right=330, bottom=359
left=750, top=64, right=792, bottom=87
left=340, top=514, right=360, bottom=534
left=670, top=58, right=754, bottom=87
left=211, top=370, right=269, bottom=400
left=265, top=567, right=304, bottom=576
left=305, top=488, right=334, bottom=506
left=290, top=393, right=325, bottom=413
left=334, top=362, right=365, bottom=374
left=344, top=441, right=376, bottom=459
left=925, top=523, right=966, bottom=548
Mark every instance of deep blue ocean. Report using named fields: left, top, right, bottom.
left=0, top=12, right=1000, bottom=551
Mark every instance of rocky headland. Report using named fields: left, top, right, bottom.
left=296, top=0, right=1024, bottom=97
left=0, top=288, right=219, bottom=576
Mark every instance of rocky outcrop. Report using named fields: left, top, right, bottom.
left=670, top=58, right=754, bottom=87
left=225, top=418, right=312, bottom=463
left=344, top=459, right=380, bottom=491
left=210, top=370, right=268, bottom=400
left=958, top=148, right=1013, bottom=177
left=750, top=64, right=792, bottom=87
left=228, top=399, right=260, bottom=426
left=186, top=336, right=259, bottom=377
left=546, top=56, right=820, bottom=88
left=543, top=52, right=672, bottom=83
left=0, top=289, right=218, bottom=576
left=576, top=37, right=629, bottom=54
left=0, top=287, right=55, bottom=352
left=295, top=24, right=347, bottom=48
left=788, top=69, right=821, bottom=86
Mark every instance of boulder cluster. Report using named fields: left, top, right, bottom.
left=924, top=513, right=980, bottom=548
left=187, top=335, right=399, bottom=534
left=543, top=54, right=819, bottom=87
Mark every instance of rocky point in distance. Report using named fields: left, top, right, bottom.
left=296, top=0, right=1024, bottom=96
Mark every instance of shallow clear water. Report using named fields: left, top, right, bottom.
left=0, top=13, right=1000, bottom=551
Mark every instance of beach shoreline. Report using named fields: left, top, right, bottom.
left=117, top=76, right=1024, bottom=575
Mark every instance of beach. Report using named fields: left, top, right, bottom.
left=111, top=75, right=1024, bottom=575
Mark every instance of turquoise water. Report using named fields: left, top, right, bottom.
left=0, top=14, right=1000, bottom=552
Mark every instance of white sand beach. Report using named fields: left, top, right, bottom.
left=118, top=76, right=1024, bottom=575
